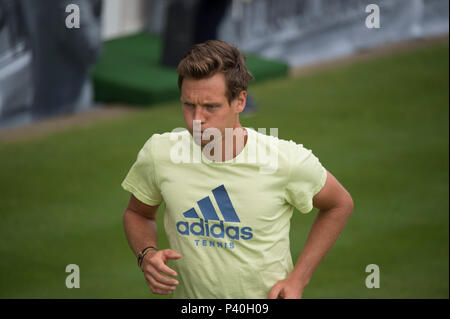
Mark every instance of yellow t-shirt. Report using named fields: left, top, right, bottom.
left=121, top=128, right=327, bottom=298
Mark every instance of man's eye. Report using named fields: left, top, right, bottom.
left=183, top=103, right=194, bottom=107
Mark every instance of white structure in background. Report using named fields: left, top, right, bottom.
left=218, top=0, right=449, bottom=66
left=101, top=0, right=148, bottom=40
left=0, top=0, right=33, bottom=124
left=148, top=0, right=449, bottom=67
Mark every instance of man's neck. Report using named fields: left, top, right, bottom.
left=201, top=126, right=248, bottom=162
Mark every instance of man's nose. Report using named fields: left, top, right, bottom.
left=193, top=106, right=205, bottom=122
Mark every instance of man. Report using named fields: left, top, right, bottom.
left=122, top=40, right=354, bottom=299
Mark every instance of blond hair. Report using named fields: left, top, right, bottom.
left=177, top=40, right=253, bottom=103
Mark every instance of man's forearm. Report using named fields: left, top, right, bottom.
left=290, top=204, right=353, bottom=288
left=123, top=209, right=159, bottom=257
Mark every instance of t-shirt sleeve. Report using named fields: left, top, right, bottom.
left=285, top=142, right=327, bottom=214
left=121, top=135, right=163, bottom=206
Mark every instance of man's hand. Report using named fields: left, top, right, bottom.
left=141, top=249, right=182, bottom=295
left=123, top=195, right=182, bottom=295
left=268, top=275, right=304, bottom=299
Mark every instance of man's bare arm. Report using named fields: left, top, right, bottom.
left=123, top=194, right=160, bottom=256
left=123, top=194, right=181, bottom=295
left=268, top=170, right=354, bottom=299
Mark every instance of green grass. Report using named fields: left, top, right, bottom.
left=0, top=41, right=448, bottom=298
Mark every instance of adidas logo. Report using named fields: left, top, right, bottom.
left=176, top=185, right=253, bottom=241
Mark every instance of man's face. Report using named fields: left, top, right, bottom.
left=181, top=72, right=246, bottom=146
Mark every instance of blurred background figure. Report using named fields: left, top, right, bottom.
left=193, top=0, right=231, bottom=44
left=20, top=0, right=102, bottom=120
left=160, top=0, right=231, bottom=67
left=160, top=0, right=198, bottom=68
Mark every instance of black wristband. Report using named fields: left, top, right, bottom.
left=137, top=246, right=158, bottom=269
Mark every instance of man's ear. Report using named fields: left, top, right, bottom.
left=234, top=90, right=247, bottom=113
